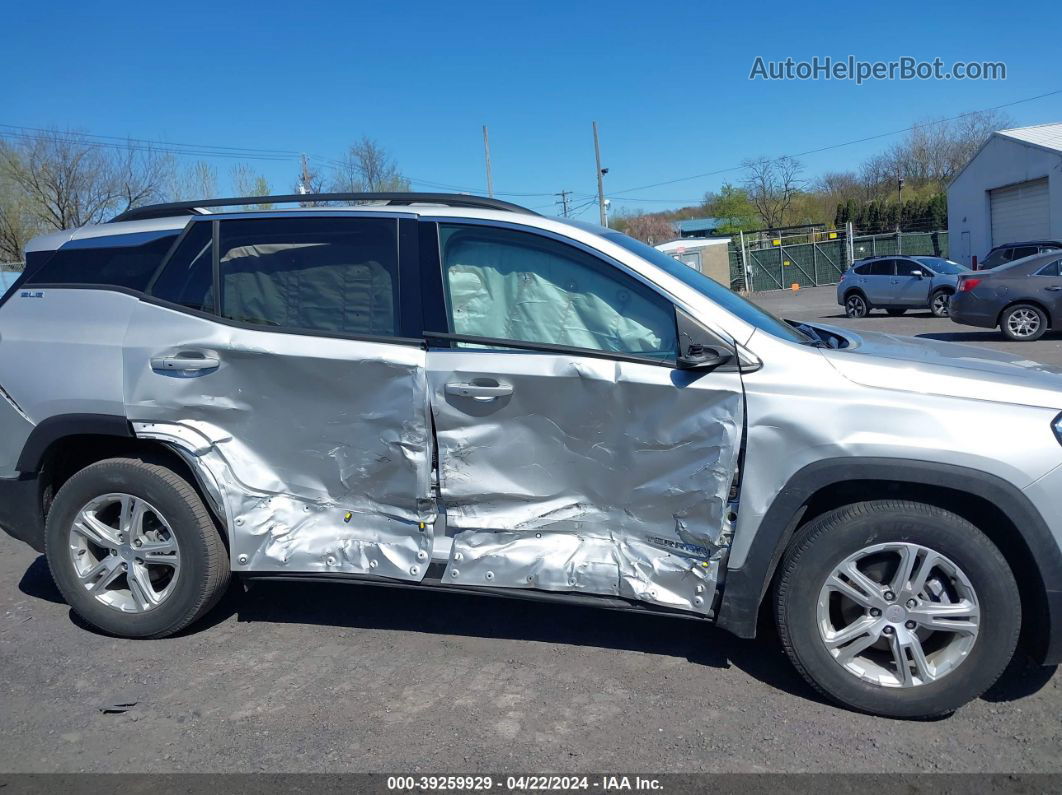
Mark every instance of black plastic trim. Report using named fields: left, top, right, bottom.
left=16, top=413, right=133, bottom=473
left=716, top=457, right=1062, bottom=665
left=243, top=570, right=713, bottom=621
left=0, top=473, right=44, bottom=552
left=110, top=193, right=539, bottom=223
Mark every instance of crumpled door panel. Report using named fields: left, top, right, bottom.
left=429, top=350, right=743, bottom=614
left=123, top=301, right=434, bottom=580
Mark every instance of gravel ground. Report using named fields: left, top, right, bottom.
left=1, top=287, right=1059, bottom=774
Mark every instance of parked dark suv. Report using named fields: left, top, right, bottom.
left=951, top=250, right=1062, bottom=340
left=978, top=241, right=1062, bottom=271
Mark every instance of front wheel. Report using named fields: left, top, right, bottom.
left=44, top=457, right=230, bottom=638
left=775, top=500, right=1020, bottom=718
left=930, top=290, right=952, bottom=318
left=1000, top=304, right=1047, bottom=341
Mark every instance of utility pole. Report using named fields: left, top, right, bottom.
left=555, top=190, right=571, bottom=217
left=483, top=125, right=494, bottom=198
left=593, top=121, right=607, bottom=226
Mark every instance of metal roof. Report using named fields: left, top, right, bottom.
left=997, top=122, right=1062, bottom=153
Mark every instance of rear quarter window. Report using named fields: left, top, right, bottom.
left=24, top=231, right=179, bottom=292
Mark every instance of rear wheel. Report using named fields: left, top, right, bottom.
left=1000, top=304, right=1047, bottom=341
left=44, top=457, right=230, bottom=638
left=885, top=308, right=906, bottom=317
left=930, top=290, right=952, bottom=318
left=844, top=293, right=869, bottom=318
left=775, top=500, right=1020, bottom=718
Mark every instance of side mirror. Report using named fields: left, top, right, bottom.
left=912, top=270, right=924, bottom=278
left=677, top=343, right=732, bottom=370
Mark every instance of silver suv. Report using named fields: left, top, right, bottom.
left=837, top=255, right=970, bottom=319
left=1, top=193, right=1060, bottom=719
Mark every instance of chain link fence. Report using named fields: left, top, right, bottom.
left=728, top=228, right=949, bottom=292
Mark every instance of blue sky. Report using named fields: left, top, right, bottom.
left=3, top=0, right=1060, bottom=217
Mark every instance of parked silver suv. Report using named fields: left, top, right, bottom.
left=1, top=193, right=1060, bottom=719
left=837, top=255, right=970, bottom=318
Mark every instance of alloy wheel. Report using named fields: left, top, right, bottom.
left=67, top=493, right=182, bottom=613
left=816, top=542, right=979, bottom=688
left=845, top=295, right=868, bottom=318
left=932, top=292, right=950, bottom=317
left=1006, top=308, right=1041, bottom=339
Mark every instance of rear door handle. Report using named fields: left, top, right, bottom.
left=445, top=382, right=513, bottom=399
left=150, top=354, right=220, bottom=373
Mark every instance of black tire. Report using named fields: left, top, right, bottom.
left=844, top=292, right=869, bottom=318
left=999, top=303, right=1048, bottom=342
left=930, top=289, right=952, bottom=318
left=775, top=500, right=1020, bottom=719
left=885, top=308, right=906, bottom=316
left=44, top=457, right=230, bottom=639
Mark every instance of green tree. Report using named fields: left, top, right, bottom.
left=703, top=182, right=758, bottom=234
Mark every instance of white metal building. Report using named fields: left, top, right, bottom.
left=948, top=122, right=1062, bottom=268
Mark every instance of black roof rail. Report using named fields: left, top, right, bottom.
left=109, top=192, right=539, bottom=223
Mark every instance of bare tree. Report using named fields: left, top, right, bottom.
left=230, top=163, right=272, bottom=208
left=168, top=160, right=219, bottom=201
left=330, top=137, right=410, bottom=192
left=0, top=148, right=40, bottom=263
left=0, top=129, right=172, bottom=231
left=742, top=155, right=804, bottom=228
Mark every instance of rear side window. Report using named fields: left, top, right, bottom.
left=149, top=222, right=214, bottom=312
left=217, top=217, right=399, bottom=337
left=24, top=231, right=179, bottom=291
left=1035, top=259, right=1062, bottom=277
left=868, top=260, right=894, bottom=276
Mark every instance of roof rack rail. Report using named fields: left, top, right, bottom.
left=109, top=192, right=539, bottom=223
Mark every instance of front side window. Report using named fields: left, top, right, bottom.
left=895, top=259, right=923, bottom=276
left=982, top=248, right=1010, bottom=268
left=439, top=224, right=677, bottom=359
left=217, top=217, right=399, bottom=336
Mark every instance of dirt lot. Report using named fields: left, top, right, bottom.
left=1, top=287, right=1060, bottom=774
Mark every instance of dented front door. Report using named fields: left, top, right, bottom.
left=123, top=215, right=435, bottom=580
left=425, top=222, right=744, bottom=614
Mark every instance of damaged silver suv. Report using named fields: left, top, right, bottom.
left=1, top=193, right=1060, bottom=719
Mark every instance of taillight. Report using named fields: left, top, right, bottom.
left=839, top=270, right=848, bottom=281
left=959, top=277, right=982, bottom=292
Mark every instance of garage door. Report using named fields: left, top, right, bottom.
left=990, top=178, right=1050, bottom=246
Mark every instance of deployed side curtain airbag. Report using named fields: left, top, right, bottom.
left=442, top=230, right=677, bottom=357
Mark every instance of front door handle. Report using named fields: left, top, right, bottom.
left=1045, top=286, right=1062, bottom=292
left=150, top=354, right=220, bottom=373
left=445, top=382, right=513, bottom=400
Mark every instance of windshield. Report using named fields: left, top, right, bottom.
left=913, top=256, right=967, bottom=275
left=602, top=232, right=811, bottom=344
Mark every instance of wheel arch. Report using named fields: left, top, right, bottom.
left=716, top=457, right=1062, bottom=665
left=15, top=414, right=225, bottom=549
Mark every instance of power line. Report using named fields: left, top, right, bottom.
left=607, top=88, right=1062, bottom=197
left=0, top=123, right=299, bottom=157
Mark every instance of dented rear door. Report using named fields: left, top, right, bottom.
left=122, top=215, right=435, bottom=580
left=424, top=221, right=744, bottom=615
